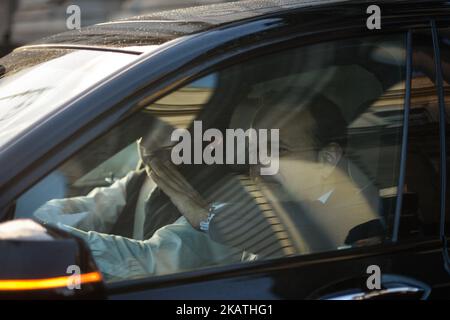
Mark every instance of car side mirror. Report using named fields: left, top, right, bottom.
left=0, top=219, right=105, bottom=299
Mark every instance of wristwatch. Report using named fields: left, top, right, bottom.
left=199, top=202, right=227, bottom=232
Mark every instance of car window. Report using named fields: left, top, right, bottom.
left=14, top=34, right=407, bottom=283
left=73, top=143, right=140, bottom=191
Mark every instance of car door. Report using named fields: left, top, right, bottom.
left=100, top=23, right=450, bottom=299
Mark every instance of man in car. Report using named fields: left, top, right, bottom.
left=244, top=94, right=382, bottom=252
left=34, top=94, right=381, bottom=281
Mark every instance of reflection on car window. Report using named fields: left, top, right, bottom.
left=74, top=143, right=140, bottom=189
left=0, top=49, right=139, bottom=147
left=15, top=34, right=407, bottom=282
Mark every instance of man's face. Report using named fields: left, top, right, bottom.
left=250, top=110, right=337, bottom=202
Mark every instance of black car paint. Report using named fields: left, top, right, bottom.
left=0, top=0, right=450, bottom=299
left=0, top=223, right=105, bottom=299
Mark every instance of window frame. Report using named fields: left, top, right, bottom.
left=433, top=21, right=450, bottom=274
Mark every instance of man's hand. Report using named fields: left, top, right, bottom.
left=147, top=156, right=209, bottom=230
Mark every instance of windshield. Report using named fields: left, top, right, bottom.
left=0, top=48, right=139, bottom=147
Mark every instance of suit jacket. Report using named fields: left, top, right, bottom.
left=110, top=169, right=181, bottom=239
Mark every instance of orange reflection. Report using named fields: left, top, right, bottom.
left=0, top=271, right=102, bottom=291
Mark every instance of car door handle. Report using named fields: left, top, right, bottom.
left=319, top=274, right=431, bottom=300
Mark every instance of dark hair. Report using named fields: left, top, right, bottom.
left=307, top=95, right=348, bottom=151
left=254, top=92, right=348, bottom=152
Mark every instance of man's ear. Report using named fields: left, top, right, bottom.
left=318, top=143, right=343, bottom=178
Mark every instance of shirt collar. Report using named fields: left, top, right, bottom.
left=317, top=189, right=334, bottom=204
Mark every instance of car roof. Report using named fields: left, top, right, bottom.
left=28, top=0, right=350, bottom=52
left=24, top=0, right=448, bottom=54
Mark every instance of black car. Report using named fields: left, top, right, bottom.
left=0, top=0, right=450, bottom=300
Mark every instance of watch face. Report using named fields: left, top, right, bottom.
left=200, top=202, right=229, bottom=231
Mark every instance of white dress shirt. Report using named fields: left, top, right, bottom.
left=34, top=172, right=249, bottom=282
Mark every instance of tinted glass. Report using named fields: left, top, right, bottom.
left=14, top=35, right=407, bottom=282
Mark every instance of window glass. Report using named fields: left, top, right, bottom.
left=14, top=35, right=407, bottom=282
